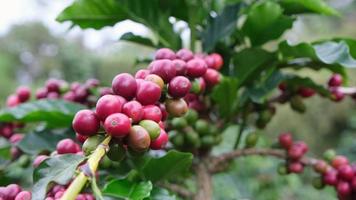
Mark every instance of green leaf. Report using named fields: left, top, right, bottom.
left=242, top=1, right=294, bottom=46
left=130, top=150, right=193, bottom=182
left=147, top=187, right=177, bottom=200
left=233, top=48, right=276, bottom=87
left=17, top=129, right=75, bottom=155
left=103, top=179, right=152, bottom=200
left=32, top=154, right=85, bottom=200
left=280, top=0, right=339, bottom=16
left=0, top=100, right=85, bottom=127
left=211, top=77, right=238, bottom=118
left=202, top=3, right=241, bottom=52
left=119, top=32, right=156, bottom=48
left=314, top=41, right=356, bottom=68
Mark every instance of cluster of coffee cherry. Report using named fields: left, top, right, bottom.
left=0, top=184, right=31, bottom=200
left=44, top=184, right=94, bottom=200
left=71, top=48, right=223, bottom=160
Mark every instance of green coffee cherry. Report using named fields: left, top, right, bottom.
left=214, top=134, right=223, bottom=145
left=139, top=120, right=161, bottom=140
left=171, top=117, right=188, bottom=130
left=312, top=177, right=325, bottom=190
left=100, top=156, right=112, bottom=168
left=171, top=133, right=184, bottom=147
left=185, top=130, right=200, bottom=148
left=290, top=96, right=306, bottom=113
left=201, top=136, right=215, bottom=148
left=83, top=135, right=104, bottom=156
left=208, top=125, right=219, bottom=135
left=195, top=119, right=210, bottom=135
left=277, top=163, right=288, bottom=175
left=190, top=79, right=201, bottom=94
left=107, top=143, right=126, bottom=162
left=17, top=155, right=30, bottom=167
left=323, top=149, right=336, bottom=162
left=184, top=109, right=198, bottom=124
left=245, top=132, right=259, bottom=148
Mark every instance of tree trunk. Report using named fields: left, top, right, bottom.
left=194, top=161, right=212, bottom=200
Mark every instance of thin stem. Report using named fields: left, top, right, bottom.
left=61, top=135, right=112, bottom=200
left=233, top=116, right=246, bottom=149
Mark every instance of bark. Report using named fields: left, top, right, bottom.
left=194, top=160, right=212, bottom=200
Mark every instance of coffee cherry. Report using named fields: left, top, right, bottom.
left=6, top=94, right=20, bottom=107
left=122, top=101, right=143, bottom=123
left=72, top=110, right=100, bottom=136
left=294, top=141, right=308, bottom=154
left=107, top=143, right=126, bottom=162
left=165, top=98, right=188, bottom=117
left=332, top=156, right=349, bottom=169
left=33, top=155, right=49, bottom=168
left=104, top=113, right=131, bottom=138
left=330, top=88, right=345, bottom=102
left=204, top=55, right=215, bottom=69
left=351, top=177, right=356, bottom=190
left=36, top=88, right=48, bottom=99
left=314, top=160, right=328, bottom=174
left=171, top=117, right=188, bottom=129
left=188, top=99, right=206, bottom=112
left=9, top=134, right=23, bottom=144
left=168, top=76, right=191, bottom=98
left=135, top=69, right=150, bottom=79
left=323, top=149, right=336, bottom=162
left=328, top=74, right=343, bottom=87
left=95, top=95, right=125, bottom=121
left=290, top=96, right=306, bottom=113
left=149, top=59, right=176, bottom=82
left=184, top=109, right=198, bottom=124
left=185, top=130, right=200, bottom=148
left=338, top=165, right=354, bottom=181
left=136, top=80, right=161, bottom=105
left=82, top=135, right=104, bottom=156
left=47, top=92, right=60, bottom=99
left=278, top=82, right=287, bottom=92
left=245, top=132, right=259, bottom=148
left=145, top=74, right=165, bottom=89
left=6, top=184, right=22, bottom=200
left=112, top=73, right=137, bottom=100
left=142, top=105, right=162, bottom=122
left=76, top=133, right=88, bottom=143
left=158, top=104, right=168, bottom=121
left=172, top=59, right=187, bottom=76
left=63, top=91, right=76, bottom=102
left=278, top=133, right=293, bottom=149
left=277, top=163, right=288, bottom=175
left=195, top=119, right=209, bottom=135
left=203, top=69, right=220, bottom=87
left=298, top=87, right=315, bottom=98
left=15, top=191, right=31, bottom=200
left=171, top=132, right=184, bottom=147
left=150, top=129, right=168, bottom=150
left=176, top=49, right=193, bottom=61
left=312, top=177, right=325, bottom=190
left=323, top=170, right=338, bottom=186
left=57, top=139, right=80, bottom=154
left=288, top=162, right=304, bottom=173
left=155, top=48, right=176, bottom=60
left=16, top=86, right=31, bottom=102
left=287, top=144, right=304, bottom=160
left=186, top=58, right=207, bottom=78
left=210, top=53, right=223, bottom=70
left=201, top=135, right=215, bottom=148
left=46, top=79, right=60, bottom=93
left=85, top=78, right=100, bottom=88
left=128, top=125, right=151, bottom=152
left=337, top=181, right=351, bottom=197
left=139, top=120, right=161, bottom=140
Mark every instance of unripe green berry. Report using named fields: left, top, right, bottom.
left=185, top=130, right=200, bottom=148
left=195, top=119, right=210, bottom=135
left=107, top=143, right=126, bottom=162
left=83, top=135, right=104, bottom=156
left=290, top=96, right=306, bottom=113
left=100, top=156, right=112, bottom=168
left=201, top=135, right=215, bottom=148
left=171, top=132, right=184, bottom=147
left=184, top=109, right=199, bottom=124
left=208, top=125, right=219, bottom=135
left=245, top=132, right=259, bottom=148
left=139, top=120, right=161, bottom=140
left=323, top=149, right=336, bottom=162
left=171, top=117, right=188, bottom=130
left=312, top=177, right=325, bottom=190
left=277, top=163, right=288, bottom=175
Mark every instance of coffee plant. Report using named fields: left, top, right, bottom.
left=0, top=0, right=356, bottom=199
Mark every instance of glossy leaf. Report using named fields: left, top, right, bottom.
left=103, top=179, right=152, bottom=200
left=130, top=150, right=193, bottom=182
left=280, top=0, right=338, bottom=16
left=0, top=100, right=85, bottom=127
left=314, top=41, right=356, bottom=68
left=242, top=1, right=294, bottom=46
left=120, top=32, right=156, bottom=48
left=202, top=3, right=241, bottom=52
left=211, top=77, right=239, bottom=118
left=32, top=154, right=85, bottom=200
left=147, top=187, right=177, bottom=200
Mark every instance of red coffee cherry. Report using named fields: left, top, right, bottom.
left=6, top=184, right=22, bottom=200
left=99, top=87, right=113, bottom=97
left=35, top=88, right=48, bottom=99
left=204, top=55, right=215, bottom=68
left=158, top=103, right=168, bottom=121
left=337, top=181, right=351, bottom=197
left=76, top=133, right=88, bottom=143
left=33, top=155, right=49, bottom=168
left=135, top=69, right=150, bottom=79
left=323, top=169, right=338, bottom=186
left=46, top=79, right=60, bottom=93
left=127, top=125, right=151, bottom=152
left=63, top=91, right=76, bottom=102
left=332, top=156, right=349, bottom=169
left=155, top=48, right=176, bottom=60
left=142, top=105, right=162, bottom=123
left=172, top=59, right=187, bottom=76
left=287, top=144, right=304, bottom=160
left=211, top=53, right=223, bottom=70
left=122, top=101, right=143, bottom=123
left=145, top=74, right=165, bottom=89
left=16, top=86, right=31, bottom=103
left=74, top=86, right=89, bottom=102
left=338, top=165, right=354, bottom=181
left=150, top=129, right=168, bottom=150
left=188, top=99, right=206, bottom=112
left=328, top=74, right=343, bottom=87
left=330, top=88, right=345, bottom=102
left=136, top=80, right=161, bottom=105
left=70, top=82, right=81, bottom=91
left=278, top=133, right=293, bottom=149
left=95, top=95, right=125, bottom=121
left=278, top=82, right=287, bottom=92
left=351, top=177, right=356, bottom=190
left=165, top=98, right=188, bottom=117
left=288, top=162, right=304, bottom=173
left=112, top=73, right=137, bottom=100
left=314, top=160, right=328, bottom=174
left=72, top=110, right=100, bottom=136
left=168, top=76, right=192, bottom=98
left=104, top=113, right=131, bottom=138
left=6, top=94, right=20, bottom=107
left=15, top=191, right=32, bottom=200
left=176, top=49, right=193, bottom=61
left=298, top=87, right=315, bottom=98
left=47, top=92, right=59, bottom=99
left=149, top=59, right=176, bottom=82
left=56, top=139, right=80, bottom=154
left=203, top=69, right=221, bottom=87
left=186, top=58, right=207, bottom=78
left=294, top=141, right=308, bottom=154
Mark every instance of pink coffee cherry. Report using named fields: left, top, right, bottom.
left=15, top=191, right=31, bottom=200
left=168, top=76, right=192, bottom=98
left=203, top=69, right=220, bottom=87
left=112, top=73, right=137, bottom=100
left=150, top=129, right=168, bottom=150
left=351, top=176, right=356, bottom=190
left=176, top=49, right=193, bottom=61
left=149, top=59, right=176, bottom=82
left=36, top=88, right=48, bottom=99
left=33, top=155, right=49, bottom=167
left=70, top=82, right=81, bottom=91
left=104, top=113, right=131, bottom=138
left=155, top=48, right=176, bottom=60
left=142, top=105, right=162, bottom=123
left=96, top=95, right=125, bottom=121
left=136, top=80, right=161, bottom=105
left=288, top=162, right=304, bottom=173
left=278, top=133, right=293, bottom=149
left=99, top=87, right=113, bottom=97
left=6, top=184, right=22, bottom=200
left=172, top=59, right=187, bottom=76
left=63, top=91, right=76, bottom=102
left=72, top=110, right=100, bottom=136
left=46, top=79, right=61, bottom=93
left=54, top=191, right=64, bottom=199
left=332, top=156, right=349, bottom=169
left=16, top=86, right=31, bottom=103
left=328, top=74, right=343, bottom=87
left=47, top=92, right=60, bottom=99
left=9, top=134, right=23, bottom=144
left=337, top=181, right=351, bottom=197
left=85, top=78, right=100, bottom=88
left=298, top=87, right=315, bottom=98
left=122, top=101, right=143, bottom=123
left=56, top=139, right=80, bottom=154
left=158, top=104, right=168, bottom=121
left=211, top=53, right=223, bottom=70
left=338, top=165, right=354, bottom=181
left=314, top=160, right=328, bottom=174
left=135, top=69, right=150, bottom=79
left=6, top=95, right=20, bottom=107
left=186, top=58, right=207, bottom=78
left=330, top=88, right=345, bottom=102
left=287, top=144, right=304, bottom=160
left=204, top=55, right=215, bottom=68
left=75, top=194, right=86, bottom=200
left=294, top=141, right=308, bottom=154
